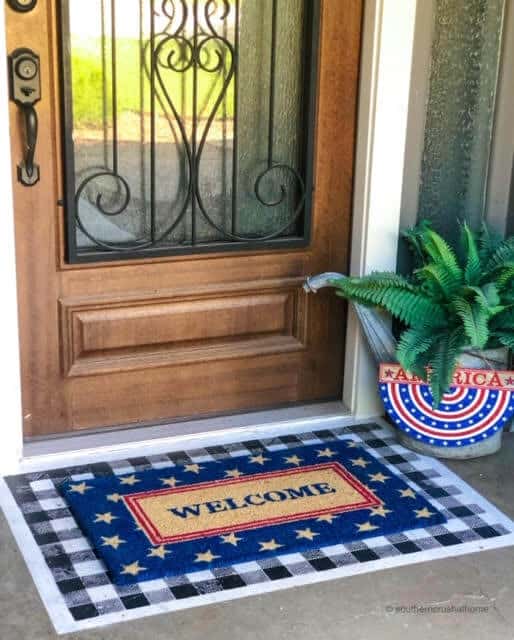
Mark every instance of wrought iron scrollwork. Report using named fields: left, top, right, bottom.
left=67, top=0, right=314, bottom=259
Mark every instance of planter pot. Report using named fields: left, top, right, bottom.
left=379, top=349, right=514, bottom=460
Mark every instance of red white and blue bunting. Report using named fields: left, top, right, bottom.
left=379, top=363, right=514, bottom=448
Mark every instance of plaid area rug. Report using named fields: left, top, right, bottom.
left=1, top=422, right=514, bottom=634
left=59, top=441, right=446, bottom=584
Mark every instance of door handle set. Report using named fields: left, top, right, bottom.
left=8, top=48, right=41, bottom=186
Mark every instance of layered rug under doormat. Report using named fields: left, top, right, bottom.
left=2, top=422, right=514, bottom=634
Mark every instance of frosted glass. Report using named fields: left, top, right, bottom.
left=417, top=0, right=504, bottom=241
left=63, top=0, right=311, bottom=256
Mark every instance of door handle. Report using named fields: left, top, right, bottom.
left=8, top=48, right=41, bottom=186
left=20, top=104, right=38, bottom=182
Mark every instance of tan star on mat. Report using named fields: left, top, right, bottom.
left=68, top=482, right=92, bottom=495
left=295, top=528, right=319, bottom=541
left=101, top=535, right=125, bottom=550
left=121, top=561, right=146, bottom=576
left=220, top=533, right=242, bottom=546
left=283, top=454, right=303, bottom=466
left=119, top=475, right=140, bottom=486
left=316, top=447, right=337, bottom=458
left=399, top=488, right=416, bottom=499
left=94, top=512, right=118, bottom=525
left=356, top=521, right=379, bottom=533
left=106, top=493, right=122, bottom=503
left=350, top=457, right=371, bottom=468
left=148, top=545, right=171, bottom=559
left=346, top=441, right=360, bottom=448
left=414, top=507, right=435, bottom=519
left=160, top=476, right=181, bottom=488
left=368, top=472, right=390, bottom=483
left=184, top=463, right=204, bottom=474
left=248, top=454, right=270, bottom=465
left=195, top=550, right=221, bottom=563
left=368, top=505, right=392, bottom=518
left=316, top=513, right=338, bottom=524
left=225, top=468, right=244, bottom=479
left=259, top=539, right=283, bottom=552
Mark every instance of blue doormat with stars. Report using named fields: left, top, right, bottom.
left=60, top=441, right=446, bottom=584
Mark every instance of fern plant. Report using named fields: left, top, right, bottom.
left=331, top=222, right=514, bottom=407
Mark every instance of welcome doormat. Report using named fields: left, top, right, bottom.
left=3, top=422, right=514, bottom=634
left=60, top=441, right=446, bottom=584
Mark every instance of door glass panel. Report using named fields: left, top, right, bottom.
left=61, top=0, right=318, bottom=262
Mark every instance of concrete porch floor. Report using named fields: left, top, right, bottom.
left=1, top=434, right=514, bottom=640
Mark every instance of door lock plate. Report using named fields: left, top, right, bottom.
left=9, top=48, right=41, bottom=106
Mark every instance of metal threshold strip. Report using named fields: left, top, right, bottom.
left=21, top=401, right=362, bottom=472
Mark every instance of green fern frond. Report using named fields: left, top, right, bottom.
left=401, top=220, right=433, bottom=267
left=478, top=222, right=503, bottom=264
left=452, top=299, right=489, bottom=348
left=332, top=277, right=447, bottom=327
left=496, top=331, right=514, bottom=350
left=466, top=283, right=504, bottom=317
left=491, top=307, right=514, bottom=330
left=461, top=223, right=482, bottom=285
left=428, top=328, right=466, bottom=408
left=396, top=327, right=436, bottom=373
left=492, top=263, right=514, bottom=289
left=420, top=228, right=464, bottom=287
left=415, top=263, right=461, bottom=299
left=485, top=236, right=514, bottom=272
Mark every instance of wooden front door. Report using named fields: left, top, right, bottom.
left=6, top=0, right=362, bottom=437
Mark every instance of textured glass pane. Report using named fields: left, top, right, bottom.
left=417, top=0, right=504, bottom=242
left=63, top=0, right=313, bottom=259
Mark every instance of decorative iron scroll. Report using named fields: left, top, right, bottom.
left=63, top=0, right=317, bottom=261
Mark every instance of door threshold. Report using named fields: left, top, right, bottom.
left=20, top=402, right=372, bottom=473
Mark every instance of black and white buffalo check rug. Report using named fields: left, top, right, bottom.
left=2, top=421, right=514, bottom=634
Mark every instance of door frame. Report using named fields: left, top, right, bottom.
left=0, top=0, right=418, bottom=473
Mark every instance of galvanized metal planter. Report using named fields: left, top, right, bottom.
left=304, top=273, right=514, bottom=459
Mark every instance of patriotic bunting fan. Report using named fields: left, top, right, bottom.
left=379, top=364, right=514, bottom=448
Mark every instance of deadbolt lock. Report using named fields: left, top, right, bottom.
left=6, top=0, right=38, bottom=13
